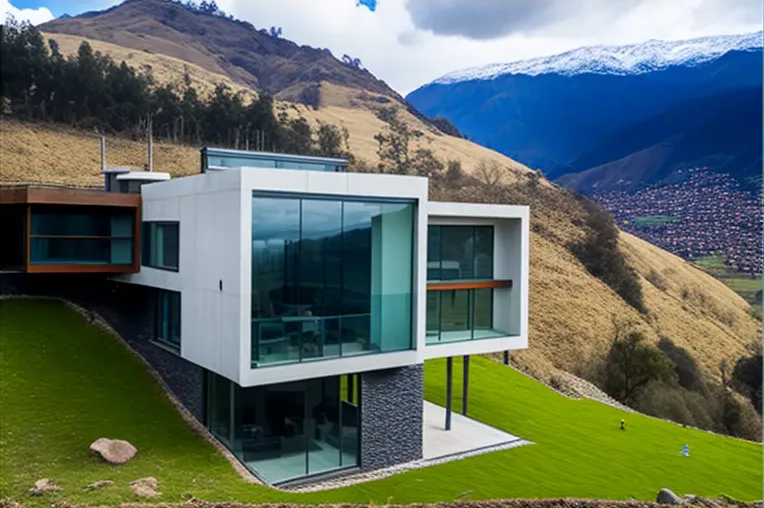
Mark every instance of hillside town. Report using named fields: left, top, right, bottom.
left=594, top=168, right=762, bottom=275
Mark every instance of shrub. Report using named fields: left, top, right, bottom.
left=657, top=337, right=705, bottom=392
left=603, top=331, right=676, bottom=405
left=443, top=159, right=465, bottom=186
left=633, top=381, right=717, bottom=431
left=571, top=197, right=646, bottom=313
left=647, top=269, right=668, bottom=291
left=721, top=392, right=763, bottom=442
left=430, top=116, right=462, bottom=137
left=732, top=343, right=763, bottom=413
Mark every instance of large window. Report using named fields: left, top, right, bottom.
left=426, top=224, right=507, bottom=343
left=427, top=225, right=493, bottom=281
left=29, top=206, right=134, bottom=265
left=426, top=288, right=504, bottom=344
left=155, top=290, right=181, bottom=349
left=142, top=222, right=179, bottom=271
left=202, top=148, right=345, bottom=173
left=251, top=192, right=415, bottom=367
left=206, top=372, right=360, bottom=484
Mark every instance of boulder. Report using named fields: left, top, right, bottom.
left=28, top=478, right=63, bottom=496
left=658, top=488, right=684, bottom=504
left=90, top=438, right=137, bottom=465
left=130, top=477, right=160, bottom=498
left=85, top=480, right=115, bottom=491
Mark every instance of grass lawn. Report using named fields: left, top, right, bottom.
left=1, top=299, right=761, bottom=506
left=719, top=277, right=762, bottom=298
left=692, top=255, right=727, bottom=271
left=632, top=215, right=677, bottom=228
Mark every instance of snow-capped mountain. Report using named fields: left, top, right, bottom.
left=406, top=31, right=762, bottom=180
left=431, top=31, right=763, bottom=84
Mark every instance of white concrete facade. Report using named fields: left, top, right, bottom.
left=125, top=167, right=529, bottom=386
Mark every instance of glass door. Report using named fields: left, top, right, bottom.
left=306, top=377, right=341, bottom=475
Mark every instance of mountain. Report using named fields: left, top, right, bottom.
left=38, top=0, right=400, bottom=104
left=406, top=32, right=763, bottom=175
left=556, top=85, right=763, bottom=193
left=432, top=32, right=763, bottom=81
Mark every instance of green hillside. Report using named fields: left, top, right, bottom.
left=0, top=298, right=760, bottom=506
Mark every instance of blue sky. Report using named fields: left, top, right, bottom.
left=12, top=0, right=108, bottom=16
left=12, top=0, right=378, bottom=17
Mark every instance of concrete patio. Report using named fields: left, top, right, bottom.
left=423, top=401, right=523, bottom=459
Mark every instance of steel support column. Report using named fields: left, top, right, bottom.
left=462, top=355, right=470, bottom=415
left=445, top=356, right=453, bottom=430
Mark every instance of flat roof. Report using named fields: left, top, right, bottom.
left=201, top=147, right=349, bottom=166
left=0, top=185, right=140, bottom=207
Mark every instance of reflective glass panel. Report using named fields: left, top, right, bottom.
left=251, top=193, right=415, bottom=367
left=206, top=373, right=359, bottom=484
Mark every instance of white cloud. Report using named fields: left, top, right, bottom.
left=1, top=0, right=54, bottom=25
left=220, top=0, right=760, bottom=95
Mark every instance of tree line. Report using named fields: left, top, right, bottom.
left=0, top=18, right=348, bottom=158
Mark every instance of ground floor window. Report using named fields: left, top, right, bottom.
left=205, top=372, right=360, bottom=484
left=155, top=290, right=181, bottom=349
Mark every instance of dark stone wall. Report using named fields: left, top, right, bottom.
left=360, top=364, right=424, bottom=470
left=1, top=273, right=205, bottom=421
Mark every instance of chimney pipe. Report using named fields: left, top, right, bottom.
left=100, top=134, right=108, bottom=190
left=147, top=113, right=153, bottom=172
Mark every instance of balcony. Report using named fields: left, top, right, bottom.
left=425, top=280, right=512, bottom=345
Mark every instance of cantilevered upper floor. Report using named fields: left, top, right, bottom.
left=124, top=162, right=430, bottom=387
left=0, top=185, right=141, bottom=274
left=423, top=202, right=529, bottom=360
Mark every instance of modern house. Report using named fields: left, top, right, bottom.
left=0, top=147, right=529, bottom=485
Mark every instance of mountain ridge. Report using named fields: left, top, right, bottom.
left=407, top=48, right=762, bottom=175
left=38, top=0, right=402, bottom=104
left=429, top=31, right=763, bottom=84
left=556, top=85, right=763, bottom=193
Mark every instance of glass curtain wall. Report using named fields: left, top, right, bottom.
left=29, top=206, right=134, bottom=265
left=426, top=288, right=504, bottom=343
left=206, top=373, right=360, bottom=484
left=251, top=192, right=415, bottom=367
left=427, top=225, right=493, bottom=281
left=426, top=225, right=506, bottom=343
left=204, top=150, right=343, bottom=172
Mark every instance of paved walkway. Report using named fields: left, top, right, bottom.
left=423, top=401, right=523, bottom=459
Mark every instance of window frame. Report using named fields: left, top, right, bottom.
left=427, top=224, right=495, bottom=282
left=250, top=191, right=417, bottom=367
left=29, top=207, right=135, bottom=266
left=142, top=221, right=180, bottom=272
left=154, top=289, right=181, bottom=351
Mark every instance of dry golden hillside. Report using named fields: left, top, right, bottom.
left=43, top=32, right=532, bottom=182
left=1, top=118, right=758, bottom=387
